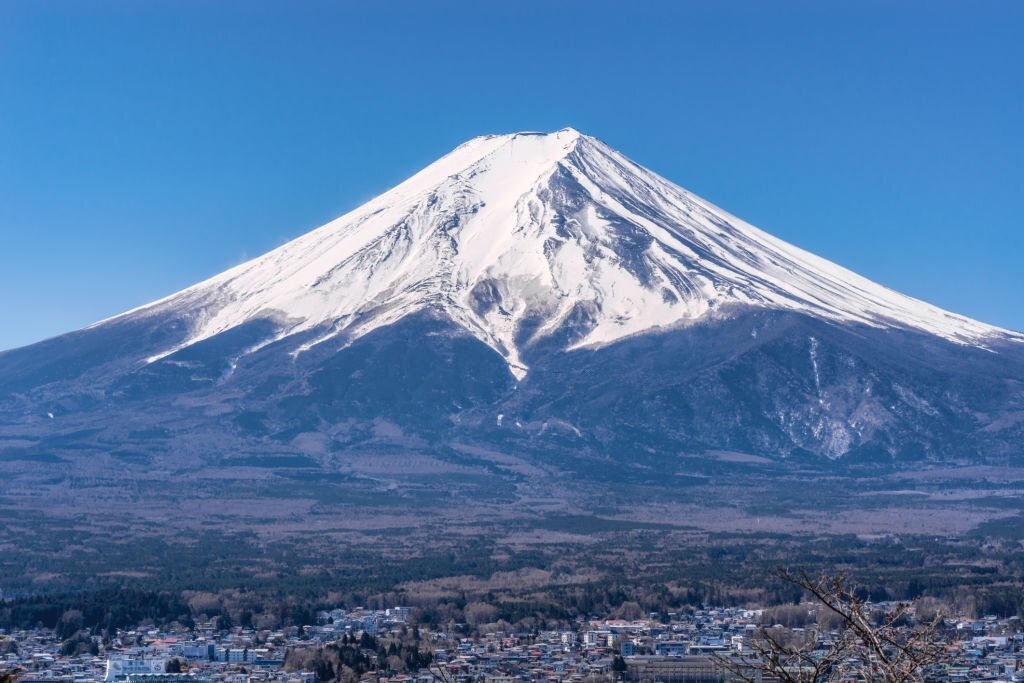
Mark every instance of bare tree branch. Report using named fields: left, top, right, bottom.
left=715, top=570, right=945, bottom=683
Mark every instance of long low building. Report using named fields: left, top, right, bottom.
left=123, top=675, right=209, bottom=683
left=625, top=656, right=772, bottom=683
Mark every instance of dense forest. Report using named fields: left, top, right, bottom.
left=2, top=564, right=1022, bottom=635
left=3, top=501, right=1024, bottom=635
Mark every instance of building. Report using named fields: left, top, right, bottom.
left=626, top=656, right=769, bottom=683
left=104, top=657, right=167, bottom=681
left=123, top=676, right=208, bottom=683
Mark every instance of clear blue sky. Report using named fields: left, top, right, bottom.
left=1, top=1, right=1021, bottom=351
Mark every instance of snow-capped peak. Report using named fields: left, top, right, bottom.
left=108, top=128, right=1021, bottom=378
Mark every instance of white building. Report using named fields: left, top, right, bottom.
left=104, top=656, right=167, bottom=681
left=386, top=607, right=411, bottom=622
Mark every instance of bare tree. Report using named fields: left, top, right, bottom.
left=715, top=570, right=945, bottom=683
left=428, top=661, right=456, bottom=683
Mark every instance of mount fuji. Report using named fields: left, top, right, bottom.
left=2, top=128, right=1023, bottom=491
left=79, top=128, right=1020, bottom=376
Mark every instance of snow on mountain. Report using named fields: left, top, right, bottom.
left=102, top=128, right=1021, bottom=379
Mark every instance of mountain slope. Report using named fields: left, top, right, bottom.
left=1, top=128, right=1022, bottom=476
left=88, top=128, right=1020, bottom=380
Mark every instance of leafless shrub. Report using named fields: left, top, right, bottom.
left=716, top=569, right=945, bottom=683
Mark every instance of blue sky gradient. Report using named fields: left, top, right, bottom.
left=1, top=1, right=1021, bottom=350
